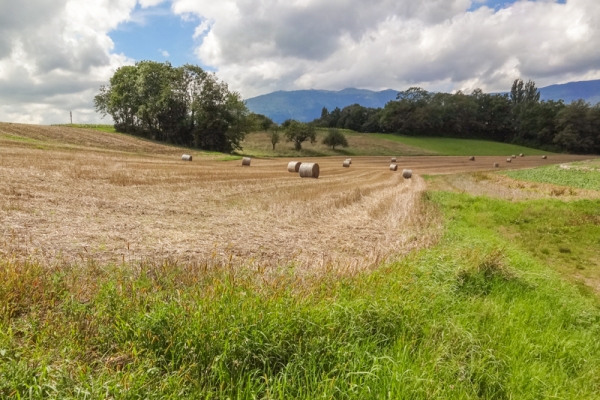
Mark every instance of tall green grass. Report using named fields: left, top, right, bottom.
left=2, top=193, right=600, bottom=398
left=369, top=134, right=551, bottom=156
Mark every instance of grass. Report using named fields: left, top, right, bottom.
left=52, top=124, right=117, bottom=133
left=239, top=130, right=432, bottom=157
left=44, top=124, right=555, bottom=158
left=504, top=162, right=600, bottom=191
left=369, top=134, right=551, bottom=156
left=2, top=191, right=600, bottom=398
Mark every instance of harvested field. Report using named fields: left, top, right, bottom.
left=0, top=123, right=593, bottom=273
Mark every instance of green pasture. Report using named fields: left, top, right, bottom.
left=370, top=134, right=552, bottom=156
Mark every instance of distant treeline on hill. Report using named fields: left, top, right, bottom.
left=310, top=80, right=600, bottom=154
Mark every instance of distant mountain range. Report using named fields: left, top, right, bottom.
left=246, top=80, right=600, bottom=123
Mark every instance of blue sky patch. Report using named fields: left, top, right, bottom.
left=108, top=3, right=209, bottom=69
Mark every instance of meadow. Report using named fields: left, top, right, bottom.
left=1, top=122, right=599, bottom=398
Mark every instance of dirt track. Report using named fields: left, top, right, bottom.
left=0, top=123, right=594, bottom=271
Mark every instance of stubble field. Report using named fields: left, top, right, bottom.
left=0, top=123, right=590, bottom=272
left=2, top=123, right=600, bottom=398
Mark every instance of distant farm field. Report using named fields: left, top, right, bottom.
left=369, top=133, right=552, bottom=156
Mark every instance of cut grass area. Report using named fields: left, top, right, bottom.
left=52, top=123, right=117, bottom=133
left=2, top=192, right=600, bottom=398
left=504, top=162, right=600, bottom=191
left=370, top=134, right=551, bottom=156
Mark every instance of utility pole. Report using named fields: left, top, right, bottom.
left=70, top=111, right=73, bottom=125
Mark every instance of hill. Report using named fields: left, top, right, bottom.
left=246, top=80, right=600, bottom=123
left=245, top=88, right=398, bottom=123
left=539, top=79, right=600, bottom=104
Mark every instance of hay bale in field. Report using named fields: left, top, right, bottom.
left=287, top=161, right=302, bottom=172
left=402, top=169, right=412, bottom=179
left=390, top=164, right=398, bottom=171
left=469, top=156, right=475, bottom=161
left=345, top=158, right=352, bottom=164
left=391, top=157, right=397, bottom=163
left=299, top=163, right=319, bottom=178
left=494, top=163, right=500, bottom=168
left=506, top=158, right=512, bottom=163
left=542, top=155, right=547, bottom=159
left=181, top=154, right=192, bottom=161
left=519, top=153, right=524, bottom=157
left=511, top=154, right=516, bottom=158
left=242, top=157, right=251, bottom=166
left=343, top=160, right=351, bottom=168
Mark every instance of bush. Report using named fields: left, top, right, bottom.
left=322, top=128, right=348, bottom=150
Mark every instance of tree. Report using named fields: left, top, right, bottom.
left=322, top=128, right=348, bottom=150
left=94, top=61, right=250, bottom=152
left=284, top=120, right=317, bottom=150
left=269, top=123, right=280, bottom=150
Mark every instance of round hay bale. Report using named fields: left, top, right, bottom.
left=390, top=164, right=398, bottom=171
left=181, top=154, right=192, bottom=161
left=469, top=156, right=475, bottom=161
left=506, top=158, right=512, bottom=163
left=345, top=158, right=352, bottom=165
left=343, top=160, right=351, bottom=168
left=542, top=155, right=547, bottom=160
left=242, top=157, right=251, bottom=166
left=511, top=154, right=516, bottom=158
left=391, top=157, right=397, bottom=163
left=287, top=161, right=302, bottom=172
left=299, top=163, right=320, bottom=178
left=402, top=169, right=412, bottom=179
left=494, top=163, right=499, bottom=168
left=519, top=153, right=524, bottom=157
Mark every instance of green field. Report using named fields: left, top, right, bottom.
left=369, top=134, right=552, bottom=156
left=63, top=124, right=552, bottom=157
left=3, top=191, right=600, bottom=398
left=504, top=161, right=600, bottom=191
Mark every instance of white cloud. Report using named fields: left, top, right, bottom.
left=170, top=0, right=600, bottom=97
left=1, top=0, right=600, bottom=124
left=0, top=0, right=137, bottom=124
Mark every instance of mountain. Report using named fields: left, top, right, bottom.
left=246, top=80, right=600, bottom=123
left=538, top=79, right=600, bottom=105
left=245, top=88, right=398, bottom=123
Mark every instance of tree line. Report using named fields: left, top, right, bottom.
left=313, top=79, right=600, bottom=153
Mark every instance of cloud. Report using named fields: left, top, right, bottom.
left=0, top=0, right=136, bottom=124
left=160, top=49, right=170, bottom=57
left=170, top=0, right=600, bottom=97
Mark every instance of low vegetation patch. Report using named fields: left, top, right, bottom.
left=2, top=191, right=600, bottom=398
left=504, top=162, right=600, bottom=191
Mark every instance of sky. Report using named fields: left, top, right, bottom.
left=0, top=0, right=597, bottom=124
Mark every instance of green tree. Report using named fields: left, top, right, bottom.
left=269, top=123, right=280, bottom=150
left=94, top=61, right=250, bottom=153
left=284, top=121, right=316, bottom=150
left=322, top=128, right=348, bottom=150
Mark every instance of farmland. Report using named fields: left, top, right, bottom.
left=1, top=122, right=600, bottom=398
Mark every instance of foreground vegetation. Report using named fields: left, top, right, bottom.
left=2, top=188, right=600, bottom=398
